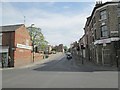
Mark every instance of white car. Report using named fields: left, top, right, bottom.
left=66, top=52, right=72, bottom=60
left=66, top=52, right=72, bottom=55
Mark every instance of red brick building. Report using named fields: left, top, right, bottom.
left=0, top=24, right=33, bottom=67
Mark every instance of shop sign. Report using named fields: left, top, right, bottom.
left=94, top=37, right=120, bottom=45
left=17, top=44, right=32, bottom=50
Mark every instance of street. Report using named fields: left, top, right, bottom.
left=2, top=53, right=118, bottom=88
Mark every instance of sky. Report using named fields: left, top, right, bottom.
left=0, top=0, right=112, bottom=47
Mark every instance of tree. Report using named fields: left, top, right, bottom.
left=64, top=46, right=68, bottom=52
left=27, top=26, right=48, bottom=52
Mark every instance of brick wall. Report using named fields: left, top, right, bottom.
left=2, top=32, right=15, bottom=47
left=14, top=25, right=32, bottom=67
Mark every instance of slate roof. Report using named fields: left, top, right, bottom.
left=0, top=24, right=24, bottom=33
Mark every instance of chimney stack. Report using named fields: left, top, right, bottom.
left=95, top=0, right=103, bottom=7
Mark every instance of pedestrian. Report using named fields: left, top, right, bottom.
left=8, top=56, right=11, bottom=67
left=2, top=56, right=5, bottom=68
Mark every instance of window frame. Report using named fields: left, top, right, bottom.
left=100, top=25, right=108, bottom=37
left=100, top=10, right=107, bottom=20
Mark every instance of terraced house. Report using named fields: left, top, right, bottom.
left=84, top=1, right=120, bottom=66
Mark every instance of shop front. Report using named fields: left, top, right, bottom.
left=0, top=46, right=9, bottom=68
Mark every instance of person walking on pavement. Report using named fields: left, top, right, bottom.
left=8, top=56, right=11, bottom=67
left=2, top=56, right=5, bottom=68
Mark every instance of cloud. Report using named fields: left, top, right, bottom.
left=1, top=3, right=24, bottom=25
left=1, top=2, right=92, bottom=47
left=46, top=2, right=56, bottom=6
left=63, top=6, right=70, bottom=9
left=31, top=12, right=86, bottom=35
left=1, top=0, right=96, bottom=2
left=0, top=2, right=2, bottom=25
left=28, top=12, right=88, bottom=46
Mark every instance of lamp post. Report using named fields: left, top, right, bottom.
left=31, top=24, right=35, bottom=63
left=81, top=44, right=85, bottom=64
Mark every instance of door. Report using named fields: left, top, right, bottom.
left=102, top=49, right=111, bottom=65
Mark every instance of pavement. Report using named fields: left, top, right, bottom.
left=0, top=52, right=64, bottom=70
left=72, top=54, right=118, bottom=72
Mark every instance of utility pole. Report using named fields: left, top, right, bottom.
left=24, top=16, right=26, bottom=25
left=33, top=40, right=35, bottom=63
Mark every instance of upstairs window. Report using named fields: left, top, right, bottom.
left=94, top=29, right=97, bottom=39
left=118, top=17, right=120, bottom=24
left=118, top=17, right=120, bottom=31
left=118, top=8, right=120, bottom=16
left=118, top=4, right=120, bottom=16
left=101, top=25, right=108, bottom=37
left=100, top=10, right=107, bottom=20
left=93, top=17, right=96, bottom=24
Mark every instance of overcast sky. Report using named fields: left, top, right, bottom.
left=0, top=0, right=112, bottom=47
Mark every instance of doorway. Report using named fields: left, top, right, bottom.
left=102, top=49, right=111, bottom=65
left=1, top=53, right=8, bottom=68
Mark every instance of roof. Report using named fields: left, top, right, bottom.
left=0, top=24, right=24, bottom=33
left=78, top=34, right=85, bottom=42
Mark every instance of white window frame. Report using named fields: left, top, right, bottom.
left=100, top=10, right=107, bottom=20
left=101, top=25, right=108, bottom=37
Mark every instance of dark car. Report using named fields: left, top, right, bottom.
left=66, top=52, right=72, bottom=60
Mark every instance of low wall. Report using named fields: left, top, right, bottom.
left=34, top=53, right=44, bottom=62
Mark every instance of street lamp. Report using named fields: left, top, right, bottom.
left=31, top=24, right=35, bottom=63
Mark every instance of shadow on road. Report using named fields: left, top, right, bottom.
left=33, top=57, right=118, bottom=72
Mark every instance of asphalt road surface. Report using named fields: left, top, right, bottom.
left=2, top=53, right=118, bottom=88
